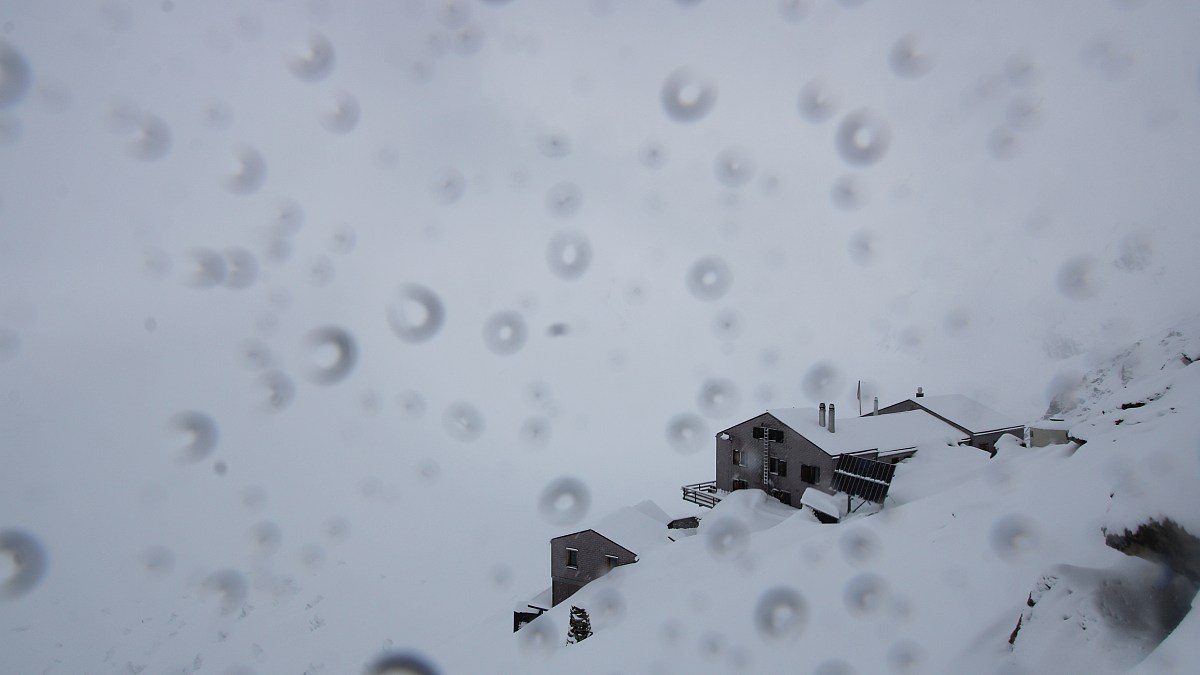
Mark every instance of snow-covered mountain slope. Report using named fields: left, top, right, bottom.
left=476, top=318, right=1200, bottom=674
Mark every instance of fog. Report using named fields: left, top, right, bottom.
left=2, top=1, right=1199, bottom=672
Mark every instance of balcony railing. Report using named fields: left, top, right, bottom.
left=681, top=480, right=722, bottom=508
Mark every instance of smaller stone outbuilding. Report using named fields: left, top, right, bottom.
left=551, top=501, right=673, bottom=606
left=876, top=391, right=1025, bottom=455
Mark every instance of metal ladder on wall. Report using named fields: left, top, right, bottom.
left=761, top=432, right=771, bottom=489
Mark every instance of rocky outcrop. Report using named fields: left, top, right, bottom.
left=1104, top=517, right=1200, bottom=583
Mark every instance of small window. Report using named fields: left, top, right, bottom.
left=768, top=428, right=784, bottom=442
left=605, top=555, right=619, bottom=570
left=752, top=426, right=764, bottom=439
left=771, top=489, right=792, bottom=506
left=769, top=457, right=787, bottom=477
left=732, top=449, right=744, bottom=466
left=732, top=478, right=748, bottom=491
left=800, top=465, right=820, bottom=484
left=566, top=548, right=578, bottom=569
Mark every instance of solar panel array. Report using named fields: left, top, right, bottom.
left=831, top=454, right=897, bottom=503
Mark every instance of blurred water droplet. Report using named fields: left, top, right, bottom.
left=203, top=569, right=247, bottom=615
left=398, top=390, right=426, bottom=418
left=847, top=230, right=876, bottom=265
left=803, top=361, right=843, bottom=401
left=546, top=182, right=582, bottom=217
left=704, top=516, right=749, bottom=559
left=831, top=174, right=867, bottom=210
left=387, top=284, right=445, bottom=343
left=0, top=529, right=47, bottom=600
left=141, top=545, right=173, bottom=577
left=443, top=402, right=485, bottom=441
left=519, top=416, right=552, bottom=447
left=288, top=33, right=335, bottom=81
left=482, top=310, right=527, bottom=355
left=1005, top=95, right=1041, bottom=130
left=433, top=168, right=465, bottom=204
left=836, top=110, right=891, bottom=166
left=687, top=256, right=732, bottom=301
left=538, top=131, right=570, bottom=157
left=171, top=411, right=218, bottom=463
left=666, top=413, right=707, bottom=453
left=754, top=586, right=808, bottom=641
left=799, top=78, right=838, bottom=123
left=488, top=562, right=513, bottom=588
left=591, top=587, right=627, bottom=626
left=839, top=527, right=880, bottom=563
left=697, top=378, right=739, bottom=419
left=223, top=248, right=258, bottom=289
left=1056, top=256, right=1098, bottom=300
left=889, top=34, right=934, bottom=78
left=887, top=640, right=925, bottom=673
left=517, top=614, right=559, bottom=655
left=943, top=307, right=971, bottom=336
left=213, top=459, right=228, bottom=476
left=227, top=146, right=267, bottom=195
left=715, top=148, right=755, bottom=188
left=778, top=0, right=810, bottom=22
left=1005, top=52, right=1040, bottom=88
left=546, top=230, right=592, bottom=280
left=0, top=41, right=32, bottom=108
left=250, top=522, right=281, bottom=557
left=661, top=67, right=717, bottom=123
left=538, top=476, right=590, bottom=526
left=987, top=127, right=1019, bottom=159
left=639, top=141, right=668, bottom=168
left=712, top=308, right=742, bottom=341
left=186, top=249, right=227, bottom=287
left=843, top=572, right=889, bottom=616
left=989, top=514, right=1039, bottom=561
left=304, top=326, right=358, bottom=384
left=126, top=114, right=171, bottom=161
left=320, top=92, right=360, bottom=133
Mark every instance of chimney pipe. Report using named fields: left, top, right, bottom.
left=916, top=386, right=924, bottom=398
left=818, top=403, right=826, bottom=427
left=873, top=396, right=879, bottom=416
left=828, top=403, right=836, bottom=433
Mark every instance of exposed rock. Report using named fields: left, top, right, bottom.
left=1104, top=518, right=1200, bottom=583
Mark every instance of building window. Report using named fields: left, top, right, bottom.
left=732, top=478, right=748, bottom=491
left=771, top=489, right=792, bottom=506
left=753, top=427, right=784, bottom=442
left=732, top=448, right=744, bottom=466
left=800, top=464, right=820, bottom=484
left=566, top=548, right=578, bottom=569
left=605, top=555, right=619, bottom=570
left=769, top=457, right=787, bottom=477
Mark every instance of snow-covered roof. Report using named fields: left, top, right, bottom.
left=800, top=488, right=846, bottom=519
left=519, top=587, right=552, bottom=612
left=766, top=408, right=967, bottom=456
left=908, top=394, right=1023, bottom=433
left=558, top=504, right=674, bottom=557
left=630, top=499, right=672, bottom=525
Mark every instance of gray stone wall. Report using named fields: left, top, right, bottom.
left=716, top=412, right=840, bottom=505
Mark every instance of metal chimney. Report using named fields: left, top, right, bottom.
left=873, top=396, right=879, bottom=416
left=828, top=403, right=836, bottom=433
left=916, top=386, right=924, bottom=398
left=819, top=403, right=826, bottom=427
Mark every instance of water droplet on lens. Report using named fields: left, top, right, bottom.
left=1005, top=52, right=1039, bottom=88
left=433, top=168, right=465, bottom=204
left=538, top=476, right=590, bottom=526
left=0, top=529, right=47, bottom=600
left=799, top=78, right=838, bottom=123
left=171, top=411, right=218, bottom=463
left=483, top=310, right=527, bottom=355
left=754, top=586, right=808, bottom=641
left=223, top=248, right=258, bottom=288
left=887, top=640, right=925, bottom=673
left=546, top=182, right=582, bottom=217
left=1005, top=95, right=1041, bottom=130
left=288, top=33, right=335, bottom=81
left=186, top=248, right=227, bottom=287
left=141, top=545, right=173, bottom=577
left=443, top=402, right=484, bottom=441
left=227, top=146, right=267, bottom=194
left=836, top=109, right=891, bottom=166
left=712, top=309, right=742, bottom=340
left=697, top=378, right=739, bottom=419
left=203, top=569, right=247, bottom=615
left=661, top=67, right=717, bottom=123
left=639, top=141, right=668, bottom=168
left=546, top=230, right=592, bottom=280
left=320, top=92, right=360, bottom=133
left=538, top=131, right=570, bottom=157
left=0, top=41, right=32, bottom=109
left=519, top=416, right=552, bottom=447
left=803, top=361, right=843, bottom=401
left=889, top=34, right=933, bottom=78
left=666, top=413, right=707, bottom=453
left=127, top=114, right=171, bottom=160
left=687, top=256, right=732, bottom=301
left=714, top=148, right=754, bottom=188
left=987, top=127, right=1019, bottom=159
left=367, top=651, right=442, bottom=675
left=843, top=572, right=888, bottom=616
left=518, top=615, right=559, bottom=655
left=304, top=326, right=357, bottom=384
left=989, top=514, right=1039, bottom=561
left=250, top=522, right=281, bottom=557
left=704, top=516, right=749, bottom=559
left=831, top=174, right=867, bottom=210
left=1056, top=256, right=1098, bottom=300
left=778, top=0, right=810, bottom=22
left=387, top=285, right=445, bottom=343
left=260, top=370, right=294, bottom=410
left=839, top=527, right=880, bottom=563
left=398, top=390, right=426, bottom=418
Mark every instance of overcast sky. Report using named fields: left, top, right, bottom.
left=2, top=1, right=1199, bottom=672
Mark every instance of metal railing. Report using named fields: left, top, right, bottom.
left=681, top=480, right=722, bottom=508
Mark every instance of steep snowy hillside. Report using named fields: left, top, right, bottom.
left=478, top=318, right=1200, bottom=674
